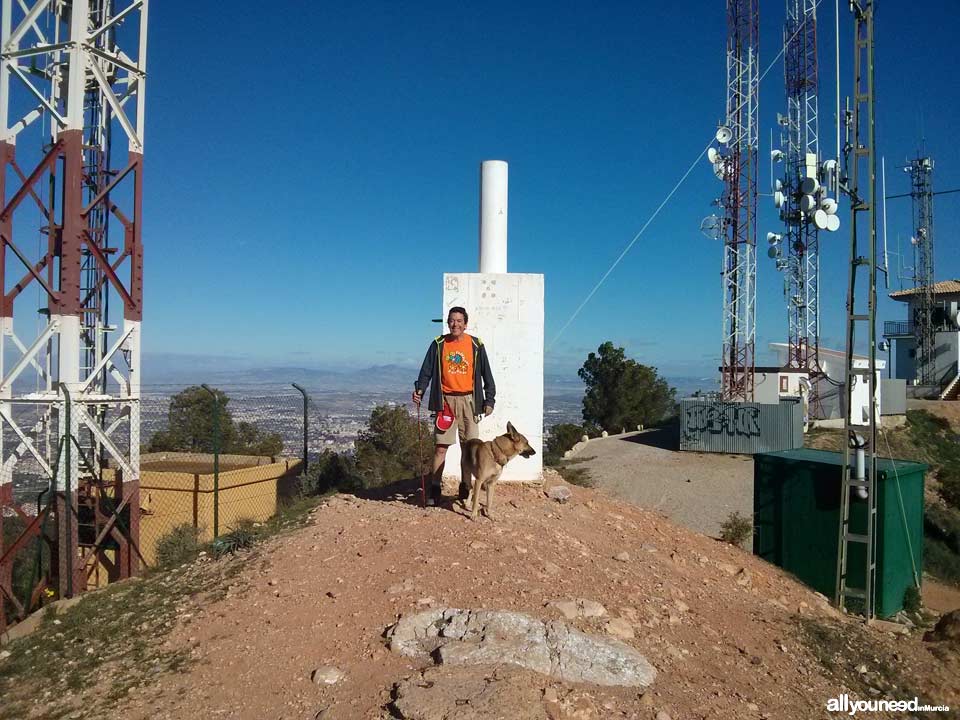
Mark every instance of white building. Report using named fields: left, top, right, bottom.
left=883, top=280, right=960, bottom=400
left=767, top=343, right=886, bottom=425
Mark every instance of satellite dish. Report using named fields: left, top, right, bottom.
left=821, top=197, right=838, bottom=214
left=800, top=177, right=819, bottom=195
left=767, top=232, right=782, bottom=244
left=767, top=246, right=780, bottom=259
left=813, top=209, right=829, bottom=230
left=910, top=236, right=919, bottom=245
left=716, top=126, right=733, bottom=144
left=774, top=190, right=785, bottom=208
left=771, top=149, right=785, bottom=162
left=707, top=147, right=719, bottom=164
left=878, top=340, right=889, bottom=352
left=826, top=214, right=840, bottom=232
left=700, top=215, right=723, bottom=240
left=800, top=194, right=817, bottom=213
left=775, top=179, right=783, bottom=191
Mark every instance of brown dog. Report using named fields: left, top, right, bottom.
left=461, top=422, right=536, bottom=521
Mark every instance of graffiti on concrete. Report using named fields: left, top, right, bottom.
left=683, top=403, right=761, bottom=438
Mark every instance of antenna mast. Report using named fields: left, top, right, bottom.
left=717, top=0, right=759, bottom=402
left=770, top=0, right=841, bottom=405
left=907, top=156, right=935, bottom=385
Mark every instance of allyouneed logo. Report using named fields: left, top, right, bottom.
left=827, top=694, right=950, bottom=715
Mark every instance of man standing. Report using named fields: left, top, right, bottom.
left=412, top=307, right=496, bottom=505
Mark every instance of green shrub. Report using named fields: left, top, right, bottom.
left=354, top=405, right=431, bottom=488
left=301, top=450, right=362, bottom=495
left=154, top=524, right=201, bottom=569
left=925, top=536, right=960, bottom=586
left=719, top=512, right=753, bottom=548
left=211, top=519, right=258, bottom=558
left=903, top=585, right=922, bottom=614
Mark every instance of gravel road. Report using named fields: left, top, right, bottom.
left=570, top=428, right=754, bottom=537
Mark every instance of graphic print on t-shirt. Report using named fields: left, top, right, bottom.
left=441, top=335, right=474, bottom=394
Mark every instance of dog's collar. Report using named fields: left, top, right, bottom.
left=491, top=436, right=511, bottom=466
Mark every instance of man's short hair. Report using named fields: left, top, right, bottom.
left=448, top=306, right=468, bottom=324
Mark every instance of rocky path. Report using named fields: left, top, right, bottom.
left=569, top=430, right=754, bottom=537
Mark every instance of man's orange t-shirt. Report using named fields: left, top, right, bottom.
left=440, top=335, right=475, bottom=394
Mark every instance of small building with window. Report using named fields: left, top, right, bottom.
left=882, top=280, right=960, bottom=400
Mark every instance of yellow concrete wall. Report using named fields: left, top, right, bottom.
left=138, top=456, right=301, bottom=566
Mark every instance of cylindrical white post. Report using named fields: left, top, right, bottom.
left=479, top=160, right=508, bottom=273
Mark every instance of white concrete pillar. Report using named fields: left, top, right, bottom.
left=479, top=160, right=508, bottom=273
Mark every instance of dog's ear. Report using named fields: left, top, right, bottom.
left=506, top=421, right=517, bottom=437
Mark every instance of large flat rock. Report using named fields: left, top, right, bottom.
left=387, top=608, right=656, bottom=689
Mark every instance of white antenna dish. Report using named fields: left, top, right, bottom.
left=767, top=232, right=782, bottom=244
left=775, top=179, right=783, bottom=191
left=800, top=194, right=817, bottom=213
left=771, top=149, right=785, bottom=162
left=800, top=177, right=819, bottom=195
left=767, top=246, right=780, bottom=259
left=826, top=214, right=840, bottom=232
left=910, top=236, right=919, bottom=245
left=774, top=190, right=785, bottom=208
left=715, top=126, right=733, bottom=144
left=707, top=147, right=719, bottom=164
left=821, top=197, right=838, bottom=215
left=700, top=215, right=723, bottom=240
left=878, top=340, right=889, bottom=352
left=813, top=209, right=829, bottom=230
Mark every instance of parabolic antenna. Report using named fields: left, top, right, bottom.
left=771, top=149, right=785, bottom=162
left=775, top=179, right=783, bottom=191
left=767, top=231, right=782, bottom=244
left=707, top=147, right=719, bottom=164
left=774, top=190, right=785, bottom=208
left=800, top=194, right=817, bottom=213
left=813, top=209, right=829, bottom=230
left=821, top=197, right=838, bottom=214
left=800, top=177, right=819, bottom=195
left=716, top=126, right=733, bottom=144
left=700, top=214, right=723, bottom=240
left=767, top=245, right=780, bottom=259
left=826, top=214, right=840, bottom=232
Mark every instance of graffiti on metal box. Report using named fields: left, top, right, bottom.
left=683, top=403, right=761, bottom=438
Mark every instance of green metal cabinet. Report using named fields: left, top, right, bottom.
left=753, top=449, right=926, bottom=618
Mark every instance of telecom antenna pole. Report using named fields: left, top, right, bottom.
left=906, top=156, right=935, bottom=386
left=769, top=0, right=841, bottom=418
left=717, top=0, right=759, bottom=402
left=835, top=0, right=878, bottom=620
left=0, top=0, right=147, bottom=619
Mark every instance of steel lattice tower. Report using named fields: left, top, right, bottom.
left=720, top=0, right=759, bottom=402
left=0, top=0, right=147, bottom=627
left=782, top=0, right=820, bottom=372
left=907, top=156, right=935, bottom=385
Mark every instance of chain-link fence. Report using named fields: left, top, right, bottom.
left=137, top=383, right=330, bottom=565
left=2, top=382, right=337, bottom=628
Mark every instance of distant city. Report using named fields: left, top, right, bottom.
left=6, top=369, right=711, bottom=504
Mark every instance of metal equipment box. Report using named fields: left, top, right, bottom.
left=753, top=448, right=926, bottom=618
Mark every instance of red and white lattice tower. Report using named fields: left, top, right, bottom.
left=0, top=0, right=147, bottom=624
left=718, top=0, right=759, bottom=401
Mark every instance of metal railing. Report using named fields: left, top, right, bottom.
left=939, top=362, right=959, bottom=399
left=883, top=321, right=912, bottom=337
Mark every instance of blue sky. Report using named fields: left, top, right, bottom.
left=141, top=0, right=959, bottom=381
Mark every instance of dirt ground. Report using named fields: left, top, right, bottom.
left=79, top=473, right=955, bottom=720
